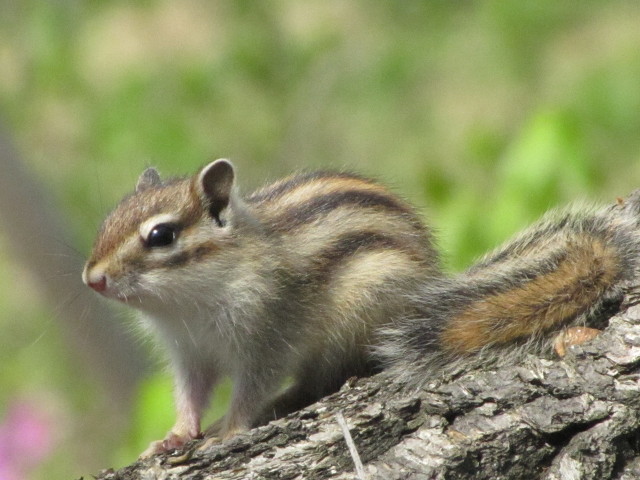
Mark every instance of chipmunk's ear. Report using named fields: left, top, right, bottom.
left=197, top=159, right=235, bottom=224
left=136, top=167, right=162, bottom=192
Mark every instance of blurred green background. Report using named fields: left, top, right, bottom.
left=1, top=1, right=639, bottom=478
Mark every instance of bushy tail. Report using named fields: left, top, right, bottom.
left=378, top=192, right=640, bottom=387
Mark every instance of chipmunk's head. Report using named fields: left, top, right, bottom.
left=82, top=159, right=244, bottom=305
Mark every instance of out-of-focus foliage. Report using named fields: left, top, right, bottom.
left=0, top=1, right=639, bottom=478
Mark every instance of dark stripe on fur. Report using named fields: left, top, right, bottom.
left=469, top=214, right=573, bottom=271
left=143, top=242, right=221, bottom=270
left=247, top=171, right=369, bottom=204
left=309, top=231, right=416, bottom=283
left=268, top=190, right=421, bottom=232
left=466, top=247, right=573, bottom=294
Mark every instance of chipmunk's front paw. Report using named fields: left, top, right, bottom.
left=197, top=418, right=247, bottom=453
left=139, top=431, right=200, bottom=458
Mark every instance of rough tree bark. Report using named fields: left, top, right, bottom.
left=89, top=282, right=640, bottom=480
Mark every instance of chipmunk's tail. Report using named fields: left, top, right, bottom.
left=378, top=192, right=640, bottom=387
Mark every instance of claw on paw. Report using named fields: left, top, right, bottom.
left=139, top=431, right=201, bottom=458
left=196, top=435, right=222, bottom=453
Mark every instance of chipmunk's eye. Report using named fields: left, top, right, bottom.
left=146, top=223, right=176, bottom=248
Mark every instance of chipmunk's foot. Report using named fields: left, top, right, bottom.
left=139, top=430, right=201, bottom=458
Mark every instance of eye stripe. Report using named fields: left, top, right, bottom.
left=136, top=241, right=222, bottom=270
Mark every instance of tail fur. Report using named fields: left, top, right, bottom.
left=378, top=192, right=640, bottom=386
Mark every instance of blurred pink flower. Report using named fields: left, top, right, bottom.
left=0, top=400, right=54, bottom=480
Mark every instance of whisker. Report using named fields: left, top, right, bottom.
left=48, top=236, right=86, bottom=258
left=23, top=312, right=57, bottom=350
left=94, top=164, right=106, bottom=219
left=53, top=290, right=84, bottom=316
left=180, top=317, right=199, bottom=349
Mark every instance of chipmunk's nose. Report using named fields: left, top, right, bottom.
left=87, top=275, right=107, bottom=293
left=83, top=265, right=107, bottom=293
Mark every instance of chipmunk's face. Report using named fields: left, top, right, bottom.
left=82, top=159, right=237, bottom=307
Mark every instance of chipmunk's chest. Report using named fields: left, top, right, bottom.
left=139, top=305, right=243, bottom=371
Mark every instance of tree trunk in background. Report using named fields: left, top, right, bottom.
left=0, top=124, right=148, bottom=407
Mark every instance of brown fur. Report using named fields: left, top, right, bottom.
left=441, top=236, right=621, bottom=353
left=93, top=179, right=203, bottom=259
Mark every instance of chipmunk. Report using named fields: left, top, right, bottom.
left=82, top=159, right=640, bottom=457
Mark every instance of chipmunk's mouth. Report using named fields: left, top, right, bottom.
left=103, top=285, right=142, bottom=304
left=89, top=283, right=127, bottom=302
left=83, top=266, right=135, bottom=303
left=112, top=287, right=148, bottom=305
